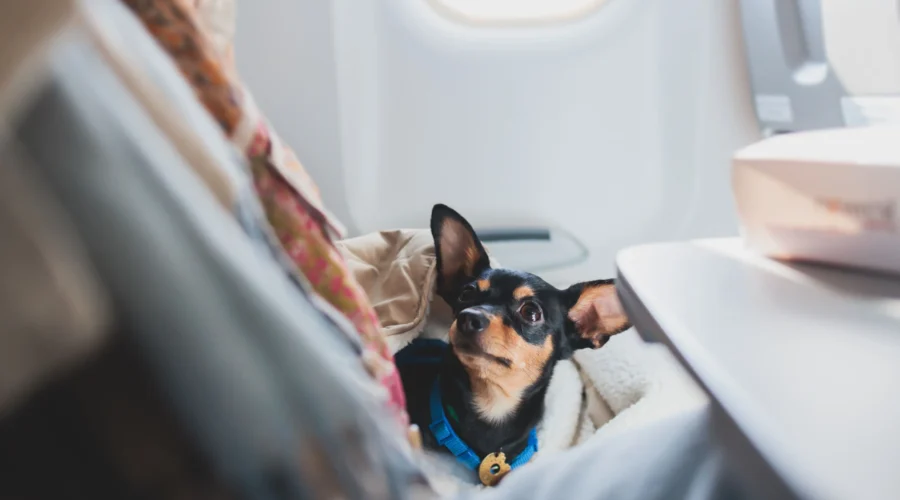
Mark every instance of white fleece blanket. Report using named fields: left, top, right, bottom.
left=534, top=330, right=708, bottom=464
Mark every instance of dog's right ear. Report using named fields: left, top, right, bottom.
left=431, top=204, right=490, bottom=302
left=562, top=279, right=630, bottom=350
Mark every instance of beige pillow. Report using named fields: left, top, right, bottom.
left=337, top=229, right=500, bottom=353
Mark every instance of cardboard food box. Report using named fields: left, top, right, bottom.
left=733, top=126, right=900, bottom=275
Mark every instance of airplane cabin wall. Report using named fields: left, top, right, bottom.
left=235, top=0, right=759, bottom=283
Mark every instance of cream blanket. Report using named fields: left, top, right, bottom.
left=337, top=230, right=706, bottom=468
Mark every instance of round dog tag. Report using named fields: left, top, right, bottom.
left=478, top=452, right=511, bottom=486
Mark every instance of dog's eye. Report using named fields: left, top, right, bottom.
left=458, top=284, right=478, bottom=303
left=519, top=302, right=542, bottom=323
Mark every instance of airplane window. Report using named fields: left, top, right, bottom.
left=427, top=0, right=610, bottom=25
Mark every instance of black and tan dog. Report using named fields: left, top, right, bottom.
left=397, top=204, right=631, bottom=486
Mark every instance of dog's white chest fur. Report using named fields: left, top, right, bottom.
left=473, top=384, right=522, bottom=423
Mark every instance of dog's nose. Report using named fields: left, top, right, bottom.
left=458, top=309, right=489, bottom=335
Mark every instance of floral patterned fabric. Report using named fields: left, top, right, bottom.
left=121, top=0, right=408, bottom=426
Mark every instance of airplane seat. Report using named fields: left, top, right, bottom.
left=739, top=0, right=900, bottom=135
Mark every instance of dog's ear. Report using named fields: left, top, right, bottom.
left=562, top=279, right=630, bottom=350
left=431, top=204, right=490, bottom=302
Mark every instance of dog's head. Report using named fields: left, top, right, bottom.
left=430, top=204, right=631, bottom=422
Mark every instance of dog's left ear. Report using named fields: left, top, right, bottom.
left=562, top=279, right=631, bottom=349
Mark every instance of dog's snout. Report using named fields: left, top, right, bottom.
left=458, top=309, right=488, bottom=335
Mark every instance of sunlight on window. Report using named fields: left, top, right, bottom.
left=428, top=0, right=611, bottom=25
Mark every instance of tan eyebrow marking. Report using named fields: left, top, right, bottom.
left=513, top=286, right=534, bottom=300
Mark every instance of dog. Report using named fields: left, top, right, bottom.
left=396, top=204, right=631, bottom=486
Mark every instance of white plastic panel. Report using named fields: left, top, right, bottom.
left=331, top=0, right=758, bottom=281
left=237, top=0, right=759, bottom=282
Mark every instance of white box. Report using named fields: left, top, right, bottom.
left=732, top=127, right=900, bottom=275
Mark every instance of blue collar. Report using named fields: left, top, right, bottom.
left=428, top=377, right=538, bottom=471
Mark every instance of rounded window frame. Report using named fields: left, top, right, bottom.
left=425, top=0, right=613, bottom=27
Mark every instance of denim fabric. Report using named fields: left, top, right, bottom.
left=14, top=32, right=422, bottom=499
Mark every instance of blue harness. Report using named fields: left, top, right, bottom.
left=396, top=339, right=538, bottom=471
